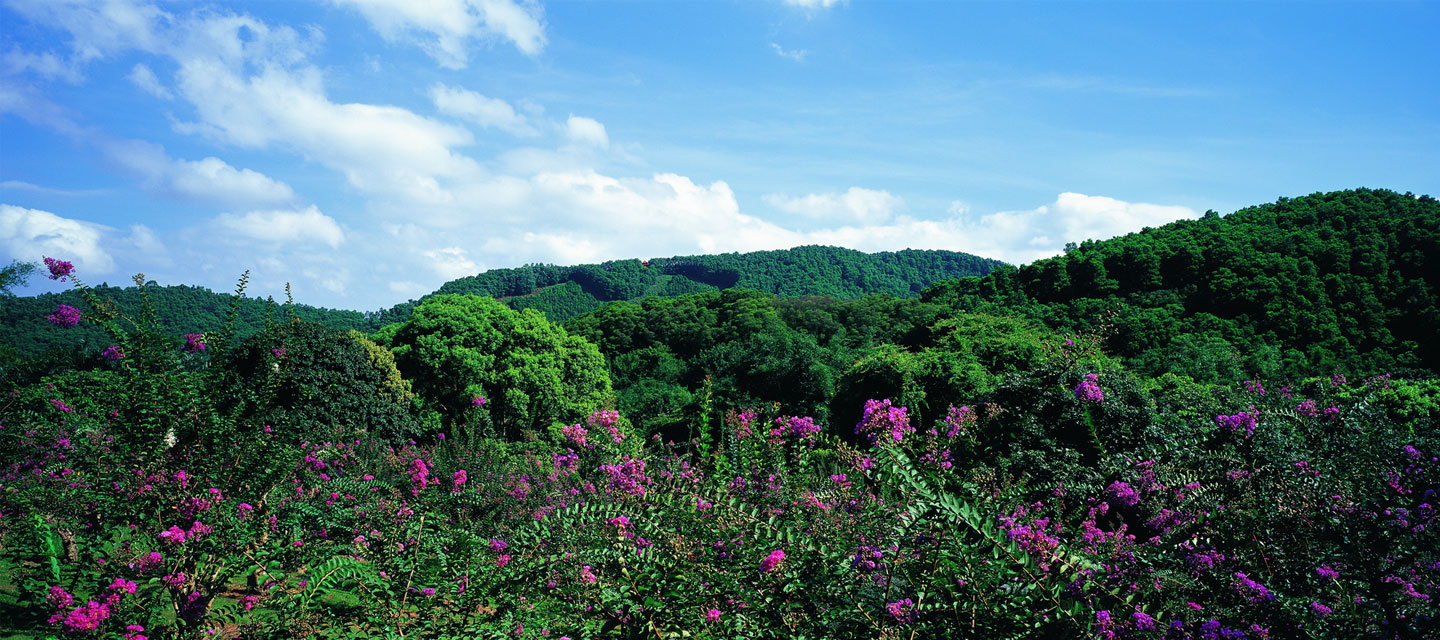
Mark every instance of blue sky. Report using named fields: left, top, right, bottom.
left=2, top=0, right=1436, bottom=311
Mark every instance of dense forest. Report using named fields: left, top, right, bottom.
left=1, top=188, right=1437, bottom=639
left=0, top=245, right=1003, bottom=377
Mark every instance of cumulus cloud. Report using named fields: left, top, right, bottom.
left=0, top=203, right=116, bottom=274
left=174, top=64, right=479, bottom=203
left=212, top=206, right=345, bottom=249
left=127, top=62, right=172, bottom=99
left=430, top=83, right=537, bottom=136
left=100, top=138, right=296, bottom=207
left=764, top=187, right=902, bottom=224
left=564, top=116, right=608, bottom=148
left=330, top=0, right=546, bottom=67
left=803, top=192, right=1198, bottom=264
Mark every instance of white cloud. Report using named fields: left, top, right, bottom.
left=421, top=247, right=479, bottom=280
left=173, top=63, right=478, bottom=202
left=769, top=43, right=808, bottom=62
left=803, top=192, right=1198, bottom=264
left=430, top=83, right=537, bottom=136
left=764, top=187, right=902, bottom=224
left=330, top=0, right=546, bottom=67
left=0, top=203, right=116, bottom=274
left=0, top=180, right=108, bottom=197
left=783, top=0, right=846, bottom=9
left=3, top=0, right=167, bottom=61
left=212, top=206, right=345, bottom=249
left=99, top=138, right=296, bottom=207
left=127, top=62, right=172, bottom=99
left=2, top=47, right=83, bottom=82
left=564, top=115, right=609, bottom=147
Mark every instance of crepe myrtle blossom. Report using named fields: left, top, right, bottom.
left=44, top=256, right=75, bottom=280
left=182, top=333, right=207, bottom=353
left=760, top=549, right=786, bottom=572
left=48, top=304, right=81, bottom=328
left=1074, top=373, right=1104, bottom=402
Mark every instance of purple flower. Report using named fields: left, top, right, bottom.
left=855, top=399, right=913, bottom=445
left=1132, top=611, right=1155, bottom=630
left=102, top=345, right=125, bottom=361
left=1310, top=601, right=1332, bottom=618
left=760, top=549, right=785, bottom=572
left=1107, top=481, right=1140, bottom=508
left=182, top=333, right=207, bottom=353
left=1074, top=373, right=1104, bottom=402
left=47, top=304, right=81, bottom=328
left=705, top=608, right=721, bottom=622
left=1216, top=408, right=1258, bottom=438
left=1316, top=565, right=1338, bottom=581
left=158, top=526, right=187, bottom=544
left=44, top=257, right=75, bottom=281
left=886, top=598, right=914, bottom=624
left=471, top=394, right=486, bottom=406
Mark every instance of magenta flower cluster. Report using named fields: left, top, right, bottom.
left=588, top=409, right=624, bottom=444
left=855, top=398, right=913, bottom=445
left=44, top=256, right=75, bottom=281
left=1074, top=373, right=1104, bottom=402
left=48, top=304, right=81, bottom=328
left=760, top=549, right=785, bottom=572
left=182, top=333, right=207, bottom=353
left=1216, top=408, right=1258, bottom=438
left=768, top=415, right=822, bottom=441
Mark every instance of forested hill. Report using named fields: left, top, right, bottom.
left=0, top=246, right=1002, bottom=363
left=365, top=246, right=1006, bottom=326
left=923, top=188, right=1439, bottom=380
left=0, top=281, right=374, bottom=372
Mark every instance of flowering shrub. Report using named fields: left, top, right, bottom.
left=1, top=261, right=1435, bottom=639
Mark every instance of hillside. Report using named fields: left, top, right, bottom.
left=367, top=245, right=1006, bottom=326
left=0, top=246, right=1004, bottom=366
left=923, top=188, right=1439, bottom=380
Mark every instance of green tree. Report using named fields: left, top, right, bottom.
left=0, top=259, right=37, bottom=295
left=390, top=294, right=612, bottom=439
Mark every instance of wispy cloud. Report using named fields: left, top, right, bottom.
left=769, top=42, right=808, bottom=62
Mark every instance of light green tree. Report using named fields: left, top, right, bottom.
left=390, top=294, right=613, bottom=439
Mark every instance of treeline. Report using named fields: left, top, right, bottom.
left=0, top=281, right=372, bottom=382
left=555, top=189, right=1438, bottom=440
left=1, top=246, right=1002, bottom=367
left=370, top=245, right=1006, bottom=325
left=924, top=188, right=1439, bottom=381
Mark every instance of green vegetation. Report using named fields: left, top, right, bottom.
left=1, top=188, right=1437, bottom=639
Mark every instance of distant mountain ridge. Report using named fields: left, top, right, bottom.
left=0, top=245, right=1006, bottom=362
left=369, top=246, right=1007, bottom=326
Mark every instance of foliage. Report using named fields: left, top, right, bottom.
left=925, top=188, right=1440, bottom=383
left=389, top=294, right=613, bottom=439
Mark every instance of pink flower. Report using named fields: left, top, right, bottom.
left=760, top=549, right=785, bottom=572
left=182, top=333, right=207, bottom=353
left=495, top=554, right=511, bottom=568
left=452, top=469, right=467, bottom=492
left=47, top=304, right=81, bottom=328
left=44, top=257, right=75, bottom=280
left=158, top=526, right=187, bottom=544
left=705, top=608, right=721, bottom=622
